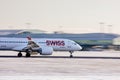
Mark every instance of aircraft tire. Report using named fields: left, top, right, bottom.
left=26, top=52, right=31, bottom=57
left=18, top=52, right=22, bottom=57
left=70, top=55, right=73, bottom=58
left=69, top=51, right=74, bottom=58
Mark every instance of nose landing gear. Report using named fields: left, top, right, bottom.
left=69, top=51, right=74, bottom=58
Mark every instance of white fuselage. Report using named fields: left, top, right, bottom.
left=0, top=38, right=82, bottom=51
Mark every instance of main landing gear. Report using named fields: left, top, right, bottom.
left=18, top=52, right=22, bottom=57
left=17, top=50, right=31, bottom=57
left=25, top=49, right=31, bottom=57
left=25, top=52, right=31, bottom=57
left=69, top=51, right=74, bottom=58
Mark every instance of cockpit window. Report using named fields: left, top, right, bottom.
left=68, top=40, right=77, bottom=45
left=74, top=43, right=77, bottom=45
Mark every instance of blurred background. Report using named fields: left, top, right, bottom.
left=1, top=0, right=120, bottom=51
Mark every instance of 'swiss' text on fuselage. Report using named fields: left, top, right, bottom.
left=46, top=40, right=65, bottom=46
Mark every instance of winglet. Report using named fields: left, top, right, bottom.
left=27, top=36, right=32, bottom=40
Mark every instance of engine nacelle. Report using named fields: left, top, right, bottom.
left=38, top=46, right=53, bottom=55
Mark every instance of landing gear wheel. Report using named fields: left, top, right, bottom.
left=18, top=52, right=22, bottom=57
left=26, top=52, right=31, bottom=57
left=70, top=54, right=73, bottom=58
left=25, top=49, right=32, bottom=57
left=69, top=51, right=74, bottom=58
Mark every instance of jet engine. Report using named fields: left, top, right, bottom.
left=38, top=46, right=53, bottom=55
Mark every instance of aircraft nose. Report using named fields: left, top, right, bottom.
left=76, top=44, right=82, bottom=51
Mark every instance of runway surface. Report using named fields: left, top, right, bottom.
left=0, top=51, right=120, bottom=79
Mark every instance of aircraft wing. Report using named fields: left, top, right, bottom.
left=27, top=36, right=40, bottom=49
left=12, top=45, right=28, bottom=51
left=12, top=37, right=40, bottom=52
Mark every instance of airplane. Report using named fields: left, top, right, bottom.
left=0, top=37, right=82, bottom=57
